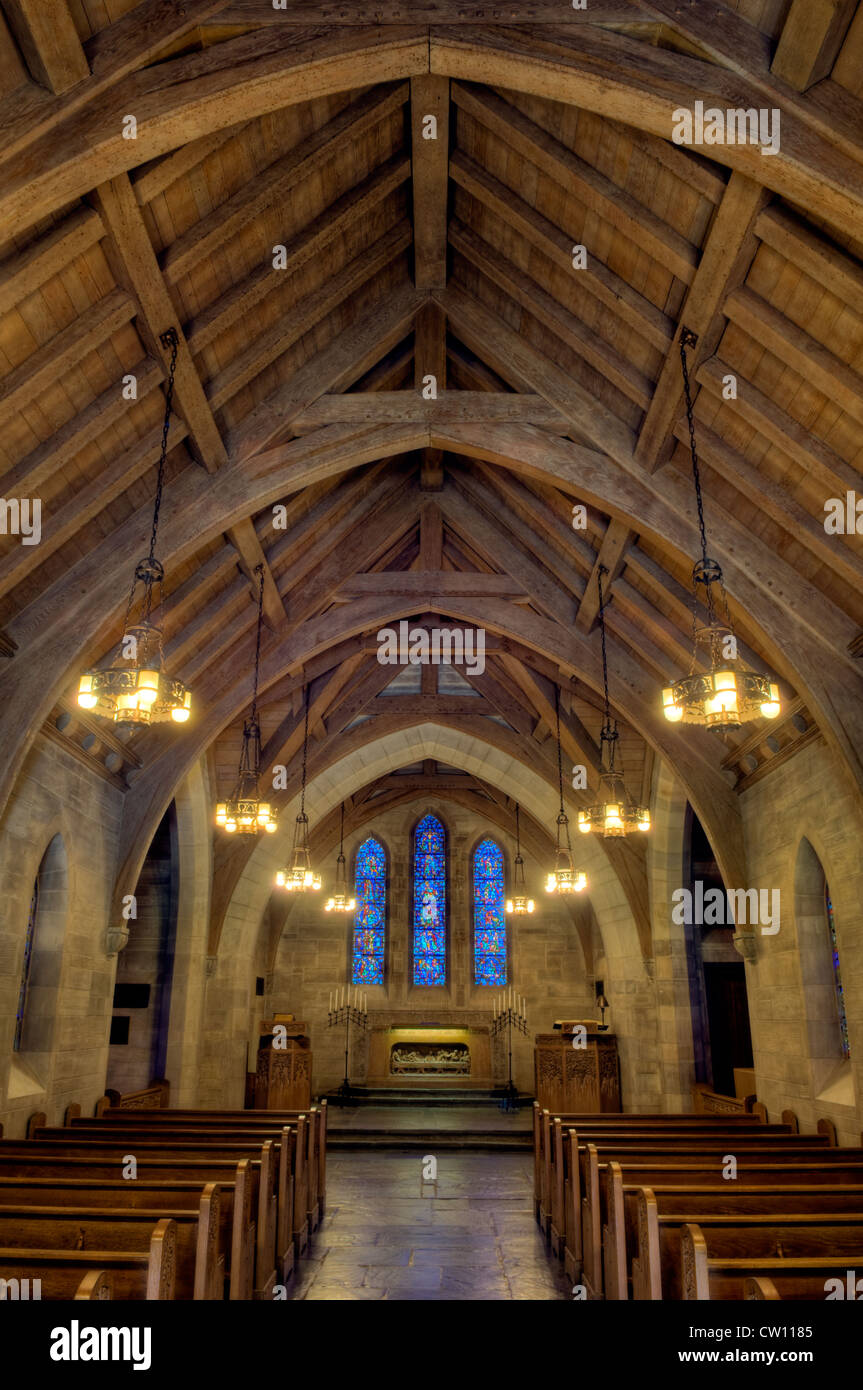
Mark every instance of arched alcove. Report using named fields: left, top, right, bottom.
left=15, top=833, right=69, bottom=1061
left=794, top=837, right=855, bottom=1105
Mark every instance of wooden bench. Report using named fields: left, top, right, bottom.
left=0, top=1217, right=175, bottom=1299
left=681, top=1221, right=863, bottom=1299
left=571, top=1135, right=843, bottom=1297
left=0, top=1140, right=271, bottom=1298
left=631, top=1187, right=863, bottom=1299
left=595, top=1156, right=863, bottom=1297
left=0, top=1188, right=223, bottom=1299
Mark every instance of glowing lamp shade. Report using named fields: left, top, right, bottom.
left=171, top=690, right=192, bottom=723
left=761, top=683, right=781, bottom=719
left=662, top=686, right=683, bottom=722
left=77, top=674, right=98, bottom=710
left=577, top=811, right=591, bottom=834
left=215, top=803, right=227, bottom=826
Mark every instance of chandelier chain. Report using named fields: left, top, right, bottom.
left=300, top=684, right=310, bottom=820
left=554, top=684, right=565, bottom=818
left=250, top=564, right=264, bottom=728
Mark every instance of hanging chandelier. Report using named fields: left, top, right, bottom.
left=505, top=803, right=535, bottom=915
left=216, top=566, right=277, bottom=835
left=275, top=684, right=321, bottom=892
left=77, top=328, right=191, bottom=727
left=662, top=327, right=780, bottom=731
left=546, top=687, right=587, bottom=895
left=578, top=566, right=650, bottom=837
left=324, top=802, right=356, bottom=913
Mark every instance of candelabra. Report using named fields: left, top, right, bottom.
left=327, top=985, right=369, bottom=1104
left=490, top=988, right=528, bottom=1112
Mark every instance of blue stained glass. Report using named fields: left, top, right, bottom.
left=826, top=889, right=850, bottom=1060
left=14, top=880, right=38, bottom=1052
left=413, top=814, right=446, bottom=986
left=473, top=838, right=506, bottom=986
left=351, top=837, right=386, bottom=986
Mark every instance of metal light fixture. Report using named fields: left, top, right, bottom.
left=662, top=328, right=780, bottom=731
left=505, top=803, right=535, bottom=915
left=324, top=802, right=356, bottom=913
left=578, top=566, right=650, bottom=837
left=596, top=992, right=610, bottom=1031
left=77, top=329, right=191, bottom=727
left=216, top=566, right=276, bottom=835
left=275, top=685, right=321, bottom=892
left=546, top=687, right=587, bottom=895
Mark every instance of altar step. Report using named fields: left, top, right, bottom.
left=325, top=1128, right=531, bottom=1151
left=320, top=1086, right=534, bottom=1108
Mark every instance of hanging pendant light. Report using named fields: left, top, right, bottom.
left=662, top=328, right=780, bottom=731
left=505, top=803, right=535, bottom=915
left=275, top=684, right=321, bottom=892
left=578, top=566, right=650, bottom=837
left=546, top=687, right=587, bottom=894
left=216, top=566, right=277, bottom=835
left=77, top=329, right=191, bottom=727
left=324, top=802, right=357, bottom=912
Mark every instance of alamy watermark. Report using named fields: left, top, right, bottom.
left=376, top=621, right=485, bottom=676
left=0, top=498, right=40, bottom=545
left=672, top=881, right=780, bottom=934
left=672, top=102, right=780, bottom=157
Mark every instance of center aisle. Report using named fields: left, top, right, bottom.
left=290, top=1103, right=571, bottom=1300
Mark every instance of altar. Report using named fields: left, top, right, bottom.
left=366, top=1023, right=494, bottom=1087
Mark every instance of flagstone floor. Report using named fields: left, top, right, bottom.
left=288, top=1150, right=572, bottom=1300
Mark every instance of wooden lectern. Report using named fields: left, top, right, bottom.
left=534, top=1022, right=620, bottom=1112
left=255, top=1016, right=312, bottom=1110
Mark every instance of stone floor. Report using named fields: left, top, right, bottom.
left=288, top=1150, right=572, bottom=1300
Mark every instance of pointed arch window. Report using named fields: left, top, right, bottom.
left=473, top=838, right=507, bottom=986
left=825, top=885, right=850, bottom=1059
left=351, top=837, right=386, bottom=985
left=14, top=880, right=38, bottom=1052
left=413, top=814, right=447, bottom=986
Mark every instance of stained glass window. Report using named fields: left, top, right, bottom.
left=351, top=837, right=386, bottom=985
left=473, top=838, right=507, bottom=986
left=413, top=814, right=447, bottom=986
left=825, top=886, right=850, bottom=1059
left=14, top=880, right=38, bottom=1052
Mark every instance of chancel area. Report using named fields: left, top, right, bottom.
left=2, top=0, right=863, bottom=1316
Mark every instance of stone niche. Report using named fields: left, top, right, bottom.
left=366, top=1019, right=494, bottom=1087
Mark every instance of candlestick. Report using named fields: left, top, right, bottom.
left=329, top=991, right=333, bottom=1013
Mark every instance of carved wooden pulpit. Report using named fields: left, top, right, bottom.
left=255, top=1017, right=312, bottom=1110
left=534, top=1024, right=620, bottom=1112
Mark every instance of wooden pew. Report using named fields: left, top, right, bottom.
left=65, top=1107, right=322, bottom=1242
left=0, top=1141, right=268, bottom=1298
left=571, top=1135, right=843, bottom=1297
left=544, top=1113, right=790, bottom=1255
left=0, top=1188, right=223, bottom=1299
left=681, top=1221, right=863, bottom=1300
left=94, top=1080, right=170, bottom=1115
left=631, top=1187, right=863, bottom=1299
left=597, top=1155, right=863, bottom=1298
left=0, top=1217, right=175, bottom=1299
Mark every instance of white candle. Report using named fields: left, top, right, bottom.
left=329, top=991, right=332, bottom=1013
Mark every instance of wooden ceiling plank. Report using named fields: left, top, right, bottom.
left=695, top=356, right=863, bottom=499
left=411, top=74, right=450, bottom=290
left=458, top=665, right=535, bottom=736
left=0, top=356, right=163, bottom=500
left=0, top=205, right=103, bottom=316
left=576, top=518, right=634, bottom=632
left=207, top=220, right=413, bottom=412
left=450, top=218, right=653, bottom=411
left=335, top=572, right=529, bottom=600
left=772, top=0, right=858, bottom=91
left=676, top=408, right=863, bottom=594
left=451, top=79, right=698, bottom=285
left=94, top=173, right=228, bottom=471
left=132, top=119, right=254, bottom=207
left=187, top=153, right=411, bottom=353
left=3, top=0, right=89, bottom=93
left=419, top=499, right=443, bottom=570
left=725, top=284, right=863, bottom=429
left=213, top=3, right=644, bottom=21
left=0, top=286, right=134, bottom=427
left=634, top=172, right=769, bottom=472
left=414, top=297, right=447, bottom=488
left=755, top=204, right=863, bottom=322
left=162, top=81, right=410, bottom=285
left=450, top=147, right=673, bottom=353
